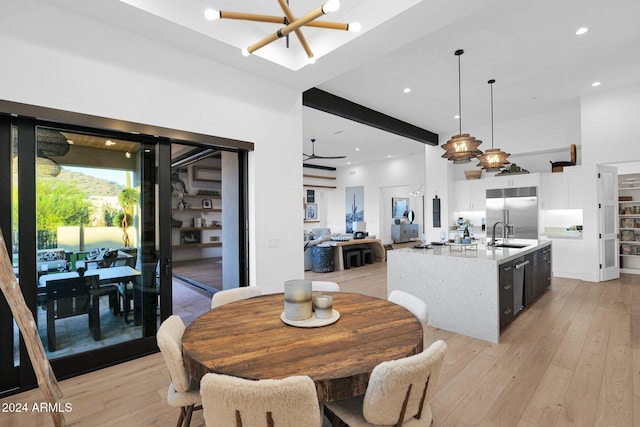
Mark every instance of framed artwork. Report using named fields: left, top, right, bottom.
left=305, top=203, right=317, bottom=220
left=392, top=197, right=409, bottom=218
left=345, top=186, right=364, bottom=233
left=307, top=189, right=315, bottom=203
left=202, top=199, right=212, bottom=209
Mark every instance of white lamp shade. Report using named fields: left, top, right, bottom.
left=353, top=222, right=367, bottom=232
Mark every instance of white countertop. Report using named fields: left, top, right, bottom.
left=397, top=238, right=551, bottom=265
left=540, top=228, right=583, bottom=240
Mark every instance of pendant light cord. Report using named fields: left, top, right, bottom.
left=457, top=52, right=462, bottom=134
left=489, top=79, right=495, bottom=149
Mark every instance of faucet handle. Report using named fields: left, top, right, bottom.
left=507, top=224, right=515, bottom=236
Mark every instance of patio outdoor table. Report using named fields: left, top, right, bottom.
left=182, top=292, right=423, bottom=402
left=38, top=266, right=142, bottom=341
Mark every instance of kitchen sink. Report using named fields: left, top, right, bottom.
left=492, top=243, right=529, bottom=249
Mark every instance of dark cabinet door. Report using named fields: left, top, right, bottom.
left=539, top=246, right=552, bottom=292
left=524, top=246, right=552, bottom=306
left=499, top=261, right=514, bottom=330
left=524, top=252, right=536, bottom=306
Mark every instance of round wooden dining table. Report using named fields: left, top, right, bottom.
left=182, top=292, right=424, bottom=402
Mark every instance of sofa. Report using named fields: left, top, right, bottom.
left=37, top=248, right=67, bottom=271
left=83, top=248, right=135, bottom=269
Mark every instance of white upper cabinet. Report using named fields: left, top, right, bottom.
left=454, top=179, right=487, bottom=211
left=540, top=167, right=582, bottom=209
left=484, top=172, right=540, bottom=190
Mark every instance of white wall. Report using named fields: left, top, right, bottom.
left=581, top=84, right=640, bottom=282
left=0, top=0, right=304, bottom=293
left=332, top=152, right=426, bottom=243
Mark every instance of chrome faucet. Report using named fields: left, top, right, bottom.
left=489, top=221, right=513, bottom=246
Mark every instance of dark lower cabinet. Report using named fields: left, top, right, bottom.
left=499, top=261, right=515, bottom=330
left=525, top=245, right=552, bottom=306
left=501, top=244, right=552, bottom=332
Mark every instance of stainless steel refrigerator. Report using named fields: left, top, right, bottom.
left=485, top=186, right=538, bottom=239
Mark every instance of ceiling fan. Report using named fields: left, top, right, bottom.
left=303, top=138, right=346, bottom=161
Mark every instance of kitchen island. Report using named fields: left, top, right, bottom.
left=387, top=239, right=551, bottom=343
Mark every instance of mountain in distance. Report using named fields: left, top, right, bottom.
left=52, top=170, right=125, bottom=196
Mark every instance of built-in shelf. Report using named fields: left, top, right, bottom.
left=172, top=208, right=222, bottom=212
left=303, top=184, right=337, bottom=189
left=303, top=174, right=336, bottom=180
left=173, top=242, right=222, bottom=250
left=173, top=195, right=221, bottom=199
left=619, top=174, right=640, bottom=273
left=173, top=226, right=222, bottom=231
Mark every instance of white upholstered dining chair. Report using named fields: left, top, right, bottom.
left=388, top=290, right=429, bottom=326
left=200, top=373, right=323, bottom=427
left=324, top=339, right=447, bottom=427
left=311, top=281, right=341, bottom=292
left=156, top=315, right=202, bottom=427
left=210, top=286, right=263, bottom=309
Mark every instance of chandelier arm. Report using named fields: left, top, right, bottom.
left=218, top=11, right=349, bottom=31
left=277, top=0, right=314, bottom=58
left=304, top=21, right=349, bottom=30
left=219, top=11, right=287, bottom=24
left=246, top=5, right=328, bottom=55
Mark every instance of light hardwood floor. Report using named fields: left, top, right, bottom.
left=2, top=261, right=639, bottom=426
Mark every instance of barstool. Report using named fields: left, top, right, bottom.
left=344, top=250, right=361, bottom=269
left=360, top=248, right=374, bottom=264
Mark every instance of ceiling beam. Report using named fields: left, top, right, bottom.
left=303, top=163, right=336, bottom=171
left=303, top=88, right=438, bottom=146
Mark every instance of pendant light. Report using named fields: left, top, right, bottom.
left=441, top=49, right=482, bottom=164
left=476, top=79, right=510, bottom=172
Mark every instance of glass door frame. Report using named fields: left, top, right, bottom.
left=0, top=101, right=252, bottom=396
left=0, top=115, right=18, bottom=392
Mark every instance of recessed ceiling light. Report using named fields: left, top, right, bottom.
left=403, top=88, right=411, bottom=93
left=105, top=140, right=116, bottom=146
left=66, top=139, right=74, bottom=144
left=347, top=162, right=351, bottom=165
left=387, top=155, right=392, bottom=158
left=592, top=81, right=601, bottom=87
left=454, top=115, right=460, bottom=119
left=355, top=148, right=360, bottom=151
left=576, top=27, right=589, bottom=35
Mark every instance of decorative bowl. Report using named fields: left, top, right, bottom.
left=465, top=170, right=482, bottom=180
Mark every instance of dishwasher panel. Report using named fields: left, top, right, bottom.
left=513, top=257, right=529, bottom=314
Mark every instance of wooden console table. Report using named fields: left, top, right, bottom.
left=324, top=238, right=386, bottom=271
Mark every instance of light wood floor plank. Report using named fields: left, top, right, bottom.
left=520, top=364, right=574, bottom=426
left=594, top=281, right=633, bottom=427
left=478, top=280, right=588, bottom=427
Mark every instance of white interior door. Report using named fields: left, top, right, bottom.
left=598, top=165, right=620, bottom=281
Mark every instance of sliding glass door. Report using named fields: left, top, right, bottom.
left=0, top=108, right=250, bottom=396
